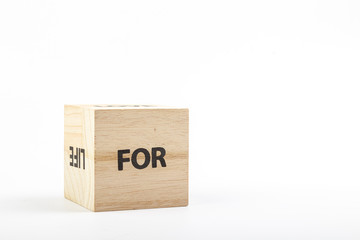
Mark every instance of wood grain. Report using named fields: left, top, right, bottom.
left=64, top=105, right=188, bottom=212
left=64, top=105, right=95, bottom=211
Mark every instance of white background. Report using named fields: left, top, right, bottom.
left=1, top=0, right=360, bottom=239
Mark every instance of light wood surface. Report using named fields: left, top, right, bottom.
left=64, top=105, right=188, bottom=211
left=64, top=105, right=95, bottom=211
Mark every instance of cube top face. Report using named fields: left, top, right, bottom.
left=64, top=105, right=189, bottom=212
left=69, top=104, right=184, bottom=109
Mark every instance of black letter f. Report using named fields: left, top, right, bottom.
left=118, top=149, right=130, bottom=171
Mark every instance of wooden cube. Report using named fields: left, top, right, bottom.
left=64, top=105, right=189, bottom=211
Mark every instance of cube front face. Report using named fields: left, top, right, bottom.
left=64, top=105, right=188, bottom=212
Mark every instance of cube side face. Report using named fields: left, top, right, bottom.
left=64, top=105, right=95, bottom=211
left=94, top=108, right=189, bottom=211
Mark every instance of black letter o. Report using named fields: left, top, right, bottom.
left=131, top=148, right=150, bottom=169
